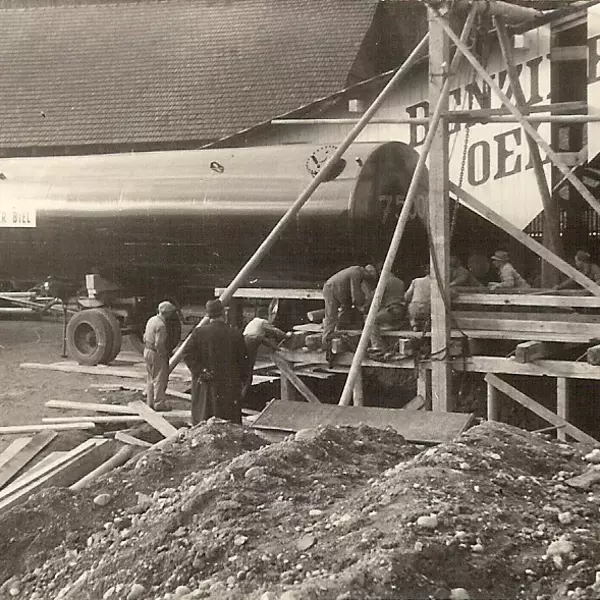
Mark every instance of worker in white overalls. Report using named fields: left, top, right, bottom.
left=143, top=301, right=178, bottom=411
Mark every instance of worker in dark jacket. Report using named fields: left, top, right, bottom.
left=182, top=299, right=249, bottom=425
left=555, top=250, right=600, bottom=289
left=321, top=264, right=378, bottom=349
left=449, top=255, right=484, bottom=288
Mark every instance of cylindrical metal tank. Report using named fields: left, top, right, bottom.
left=0, top=141, right=428, bottom=292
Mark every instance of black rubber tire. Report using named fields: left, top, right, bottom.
left=129, top=331, right=145, bottom=356
left=66, top=309, right=114, bottom=366
left=98, top=309, right=122, bottom=365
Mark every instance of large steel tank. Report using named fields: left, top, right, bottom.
left=0, top=141, right=428, bottom=293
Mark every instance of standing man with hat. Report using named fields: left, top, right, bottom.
left=555, top=250, right=600, bottom=289
left=488, top=250, right=530, bottom=290
left=143, top=300, right=179, bottom=411
left=182, top=299, right=249, bottom=425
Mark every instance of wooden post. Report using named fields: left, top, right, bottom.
left=495, top=16, right=562, bottom=287
left=557, top=377, right=568, bottom=441
left=487, top=380, right=499, bottom=422
left=169, top=33, right=430, bottom=372
left=352, top=369, right=364, bottom=407
left=428, top=6, right=451, bottom=412
left=435, top=13, right=600, bottom=222
left=417, top=365, right=432, bottom=410
left=338, top=8, right=477, bottom=407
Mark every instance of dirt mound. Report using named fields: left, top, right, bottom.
left=2, top=420, right=600, bottom=600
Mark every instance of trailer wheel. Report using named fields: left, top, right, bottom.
left=98, top=309, right=122, bottom=365
left=66, top=309, right=114, bottom=366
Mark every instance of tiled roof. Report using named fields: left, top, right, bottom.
left=0, top=0, right=378, bottom=148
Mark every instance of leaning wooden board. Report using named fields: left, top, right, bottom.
left=251, top=400, right=474, bottom=444
left=128, top=400, right=178, bottom=437
left=0, top=431, right=57, bottom=490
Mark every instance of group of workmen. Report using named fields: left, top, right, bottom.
left=142, top=247, right=600, bottom=426
left=142, top=298, right=287, bottom=426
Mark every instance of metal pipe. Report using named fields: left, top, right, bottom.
left=435, top=0, right=543, bottom=22
left=168, top=32, right=430, bottom=372
left=435, top=12, right=600, bottom=225
left=338, top=7, right=478, bottom=407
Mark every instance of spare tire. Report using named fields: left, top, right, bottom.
left=66, top=309, right=114, bottom=366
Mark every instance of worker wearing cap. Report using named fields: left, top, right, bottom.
left=488, top=250, right=530, bottom=290
left=182, top=299, right=249, bottom=425
left=143, top=301, right=178, bottom=411
left=321, top=264, right=378, bottom=350
left=555, top=250, right=600, bottom=289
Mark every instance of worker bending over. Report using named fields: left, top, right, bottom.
left=555, top=250, right=600, bottom=289
left=182, top=299, right=249, bottom=425
left=243, top=306, right=290, bottom=389
left=488, top=250, right=530, bottom=290
left=321, top=264, right=378, bottom=350
left=143, top=301, right=179, bottom=411
left=369, top=273, right=406, bottom=351
left=405, top=266, right=431, bottom=331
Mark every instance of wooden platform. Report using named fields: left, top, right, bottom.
left=252, top=399, right=474, bottom=445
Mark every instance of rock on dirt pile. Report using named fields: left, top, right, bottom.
left=1, top=420, right=600, bottom=600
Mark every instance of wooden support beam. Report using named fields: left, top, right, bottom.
left=450, top=184, right=600, bottom=296
left=417, top=364, right=432, bottom=410
left=128, top=400, right=178, bottom=438
left=273, top=353, right=320, bottom=404
left=404, top=395, right=426, bottom=411
left=0, top=431, right=57, bottom=490
left=437, top=14, right=600, bottom=224
left=557, top=377, right=568, bottom=442
left=484, top=374, right=598, bottom=446
left=429, top=4, right=452, bottom=412
left=352, top=369, right=364, bottom=407
left=495, top=15, right=562, bottom=286
left=454, top=292, right=600, bottom=309
left=487, top=381, right=499, bottom=421
left=70, top=445, right=137, bottom=492
left=515, top=341, right=552, bottom=363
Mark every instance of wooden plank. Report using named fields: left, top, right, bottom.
left=0, top=423, right=95, bottom=434
left=454, top=293, right=600, bottom=309
left=12, top=452, right=68, bottom=484
left=20, top=362, right=191, bottom=381
left=352, top=369, right=364, bottom=407
left=0, top=438, right=102, bottom=503
left=90, top=383, right=192, bottom=401
left=0, top=431, right=57, bottom=490
left=252, top=400, right=474, bottom=445
left=484, top=374, right=598, bottom=446
left=515, top=341, right=551, bottom=363
left=214, top=287, right=323, bottom=300
left=128, top=400, right=178, bottom=438
left=0, top=438, right=32, bottom=471
left=0, top=440, right=113, bottom=513
left=453, top=316, right=600, bottom=336
left=42, top=414, right=190, bottom=424
left=450, top=183, right=600, bottom=297
left=453, top=310, right=600, bottom=324
left=487, top=380, right=499, bottom=421
left=115, top=431, right=153, bottom=448
left=272, top=353, right=321, bottom=404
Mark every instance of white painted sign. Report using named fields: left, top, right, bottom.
left=0, top=203, right=36, bottom=227
left=588, top=5, right=600, bottom=158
